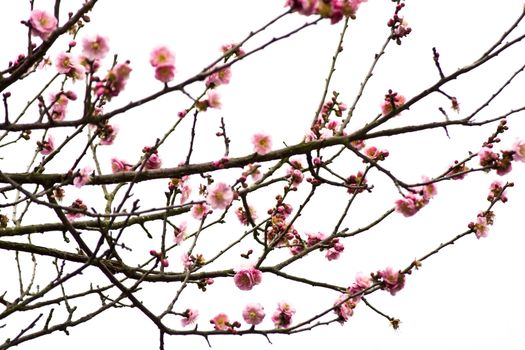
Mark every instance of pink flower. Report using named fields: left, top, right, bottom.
left=98, top=124, right=118, bottom=145
left=180, top=184, right=192, bottom=204
left=155, top=65, right=175, bottom=83
left=478, top=147, right=498, bottom=167
left=55, top=52, right=85, bottom=80
left=207, top=91, right=222, bottom=109
left=210, top=313, right=230, bottom=331
left=150, top=46, right=175, bottom=67
left=306, top=232, right=326, bottom=247
left=235, top=206, right=257, bottom=225
left=181, top=252, right=193, bottom=269
left=73, top=166, right=92, bottom=188
left=49, top=92, right=69, bottom=121
left=512, top=139, right=525, bottom=162
left=96, top=62, right=132, bottom=99
left=378, top=267, right=405, bottom=296
left=206, top=182, right=234, bottom=209
left=472, top=215, right=489, bottom=239
left=325, top=239, right=344, bottom=261
left=65, top=198, right=87, bottom=221
left=381, top=92, right=406, bottom=115
left=419, top=176, right=437, bottom=202
left=174, top=222, right=187, bottom=244
left=82, top=35, right=110, bottom=60
left=242, top=303, right=265, bottom=326
left=181, top=309, right=199, bottom=327
left=244, top=164, right=262, bottom=182
left=234, top=267, right=262, bottom=291
left=347, top=272, right=372, bottom=301
left=191, top=203, right=210, bottom=220
left=29, top=10, right=57, bottom=40
left=252, top=133, right=272, bottom=155
left=111, top=158, right=132, bottom=173
left=144, top=153, right=162, bottom=170
left=38, top=135, right=55, bottom=155
left=205, top=68, right=232, bottom=88
left=395, top=194, right=420, bottom=217
left=487, top=181, right=508, bottom=203
left=334, top=294, right=356, bottom=322
left=271, top=302, right=295, bottom=329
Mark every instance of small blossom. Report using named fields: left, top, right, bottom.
left=378, top=267, right=405, bottom=296
left=98, top=124, right=118, bottom=145
left=150, top=46, right=175, bottom=67
left=111, top=158, right=132, bottom=173
left=174, top=222, right=187, bottom=244
left=512, top=139, right=525, bottom=162
left=419, top=176, right=437, bottom=202
left=271, top=302, right=295, bottom=329
left=347, top=272, right=372, bottom=301
left=181, top=309, right=198, bottom=327
left=65, top=198, right=87, bottom=221
left=206, top=182, right=234, bottom=209
left=242, top=303, right=265, bottom=326
left=38, top=135, right=55, bottom=155
left=191, top=202, right=210, bottom=220
left=180, top=184, right=192, bottom=204
left=334, top=294, right=356, bottom=322
left=234, top=267, right=262, bottom=291
left=252, top=133, right=272, bottom=155
left=306, top=232, right=326, bottom=247
left=207, top=90, right=222, bottom=109
left=325, top=239, right=344, bottom=261
left=235, top=206, right=257, bottom=225
left=154, top=65, right=175, bottom=83
left=29, top=10, right=57, bottom=40
left=73, top=166, right=92, bottom=188
left=210, top=313, right=230, bottom=331
left=55, top=52, right=85, bottom=80
left=245, top=164, right=262, bottom=182
left=381, top=91, right=406, bottom=115
left=82, top=34, right=110, bottom=60
left=181, top=252, right=193, bottom=269
left=488, top=181, right=508, bottom=203
left=395, top=194, right=420, bottom=217
left=472, top=215, right=489, bottom=239
left=206, top=67, right=232, bottom=88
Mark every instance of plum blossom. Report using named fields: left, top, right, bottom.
left=347, top=272, right=372, bottom=301
left=38, top=135, right=54, bottom=155
left=96, top=61, right=132, bottom=99
left=150, top=46, right=176, bottom=83
left=271, top=302, right=295, bottom=329
left=235, top=206, right=257, bottom=225
left=395, top=194, right=420, bottom=217
left=242, top=303, right=265, bottom=326
left=65, top=199, right=87, bottom=221
left=325, top=238, right=344, bottom=261
left=82, top=35, right=110, bottom=60
left=111, top=158, right=132, bottom=173
left=98, top=124, right=118, bottom=145
left=73, top=166, right=92, bottom=188
left=233, top=267, right=262, bottom=291
left=181, top=309, right=198, bottom=327
left=49, top=92, right=69, bottom=121
left=512, top=139, right=525, bottom=162
left=191, top=203, right=210, bottom=220
left=378, top=267, right=405, bottom=296
left=55, top=52, right=85, bottom=80
left=29, top=10, right=57, bottom=40
left=154, top=65, right=175, bottom=83
left=380, top=91, right=406, bottom=115
left=206, top=182, right=234, bottom=209
left=210, top=313, right=230, bottom=331
left=207, top=90, right=222, bottom=109
left=174, top=222, right=187, bottom=244
left=205, top=67, right=232, bottom=88
left=181, top=252, right=193, bottom=269
left=469, top=211, right=495, bottom=239
left=487, top=181, right=508, bottom=203
left=252, top=133, right=272, bottom=155
left=334, top=294, right=356, bottom=322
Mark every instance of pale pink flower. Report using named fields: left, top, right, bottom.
left=234, top=267, right=262, bottom=291
left=419, top=176, right=437, bottom=202
left=286, top=0, right=318, bottom=16
left=111, top=158, right=131, bottom=173
left=210, top=313, right=230, bottom=331
left=334, top=294, right=356, bottom=322
left=207, top=91, right=222, bottom=109
left=487, top=181, right=508, bottom=203
left=181, top=252, right=193, bottom=269
left=144, top=153, right=162, bottom=170
left=245, top=164, right=262, bottom=182
left=306, top=232, right=327, bottom=247
left=252, top=133, right=272, bottom=155
left=38, top=135, right=55, bottom=155
left=174, top=222, right=187, bottom=244
left=98, top=124, right=118, bottom=145
left=191, top=203, right=210, bottom=220
left=379, top=267, right=405, bottom=296
left=180, top=184, right=192, bottom=204
left=29, top=10, right=57, bottom=40
left=221, top=43, right=246, bottom=57
left=512, top=139, right=525, bottom=162
left=206, top=182, right=234, bottom=209
left=325, top=239, right=344, bottom=261
left=49, top=92, right=69, bottom=121
left=181, top=309, right=198, bottom=327
left=395, top=194, right=420, bottom=217
left=478, top=147, right=498, bottom=167
left=235, top=206, right=257, bottom=225
left=150, top=46, right=175, bottom=67
left=55, top=52, right=85, bottom=80
left=155, top=65, right=175, bottom=83
left=73, top=166, right=92, bottom=188
left=473, top=215, right=489, bottom=239
left=65, top=198, right=87, bottom=221
left=82, top=35, right=110, bottom=60
left=242, top=303, right=265, bottom=325
left=347, top=272, right=372, bottom=301
left=381, top=93, right=406, bottom=115
left=271, top=302, right=295, bottom=329
left=205, top=68, right=232, bottom=88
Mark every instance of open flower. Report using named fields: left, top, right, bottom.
left=271, top=302, right=295, bottom=329
left=252, top=133, right=272, bottom=155
left=73, top=166, right=92, bottom=188
left=29, top=10, right=57, bottom=40
left=206, top=182, right=233, bottom=209
left=242, top=303, right=265, bottom=325
left=181, top=309, right=198, bottom=327
left=82, top=34, right=110, bottom=60
left=234, top=267, right=262, bottom=291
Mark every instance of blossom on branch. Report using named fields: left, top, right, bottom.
left=251, top=133, right=272, bottom=155
left=206, top=182, right=234, bottom=209
left=242, top=303, right=265, bottom=325
left=233, top=267, right=262, bottom=291
left=82, top=34, right=110, bottom=60
left=29, top=10, right=57, bottom=40
left=271, top=302, right=295, bottom=329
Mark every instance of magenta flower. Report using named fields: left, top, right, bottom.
left=55, top=52, right=85, bottom=80
left=334, top=294, right=356, bottom=322
left=111, top=158, right=131, bottom=173
left=210, top=313, right=230, bottom=331
left=347, top=272, right=372, bottom=301
left=234, top=267, right=262, bottom=291
left=242, top=303, right=265, bottom=326
left=325, top=239, right=344, bottom=261
left=144, top=153, right=162, bottom=170
left=73, top=166, right=92, bottom=188
left=487, top=181, right=508, bottom=203
left=150, top=46, right=175, bottom=67
left=155, top=65, right=175, bottom=83
left=82, top=34, right=110, bottom=60
left=191, top=203, right=210, bottom=220
left=378, top=267, right=405, bottom=296
left=205, top=68, right=232, bottom=88
left=394, top=194, right=421, bottom=217
left=206, top=182, right=233, bottom=209
left=271, top=302, right=295, bottom=329
left=181, top=309, right=199, bottom=327
left=38, top=135, right=55, bottom=155
left=251, top=133, right=272, bottom=155
left=29, top=10, right=57, bottom=40
left=98, top=124, right=118, bottom=145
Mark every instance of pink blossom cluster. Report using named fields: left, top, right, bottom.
left=320, top=96, right=347, bottom=118
left=446, top=160, right=469, bottom=180
left=49, top=90, right=77, bottom=121
left=94, top=61, right=132, bottom=99
left=56, top=52, right=85, bottom=81
left=206, top=67, right=232, bottom=88
left=150, top=46, right=176, bottom=83
left=271, top=302, right=295, bottom=329
left=65, top=198, right=88, bottom=221
left=96, top=123, right=118, bottom=145
left=149, top=249, right=169, bottom=268
left=469, top=211, right=495, bottom=239
left=345, top=171, right=367, bottom=194
left=266, top=197, right=295, bottom=246
left=29, top=10, right=57, bottom=40
left=305, top=232, right=345, bottom=261
left=478, top=147, right=513, bottom=176
left=168, top=176, right=192, bottom=204
left=364, top=146, right=389, bottom=162
left=221, top=43, right=246, bottom=59
left=395, top=177, right=437, bottom=217
left=487, top=181, right=509, bottom=203
left=380, top=90, right=406, bottom=115
left=388, top=2, right=412, bottom=45
left=333, top=294, right=356, bottom=322
left=377, top=267, right=405, bottom=296
left=233, top=267, right=262, bottom=291
left=285, top=0, right=368, bottom=24
left=180, top=309, right=199, bottom=327
left=305, top=117, right=342, bottom=142
left=346, top=272, right=372, bottom=301
left=286, top=158, right=304, bottom=188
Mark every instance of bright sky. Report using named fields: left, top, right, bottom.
left=2, top=1, right=525, bottom=349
